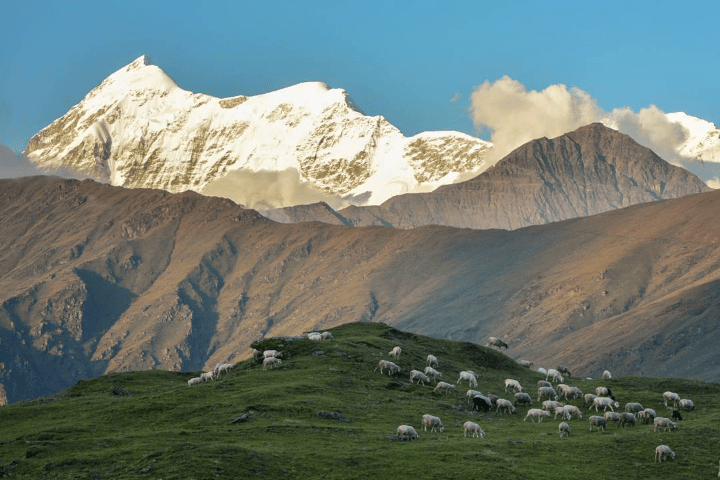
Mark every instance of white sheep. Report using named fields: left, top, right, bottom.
left=200, top=371, right=214, bottom=382
left=463, top=421, right=486, bottom=438
left=409, top=370, right=431, bottom=385
left=263, top=350, right=282, bottom=359
left=505, top=379, right=522, bottom=393
left=374, top=360, right=400, bottom=376
left=546, top=368, right=564, bottom=383
left=542, top=400, right=564, bottom=411
left=562, top=405, right=583, bottom=420
left=422, top=414, right=445, bottom=432
left=466, top=389, right=483, bottom=403
left=619, top=412, right=636, bottom=428
left=396, top=425, right=419, bottom=441
left=595, top=386, right=611, bottom=396
left=518, top=360, right=533, bottom=368
left=308, top=332, right=322, bottom=341
left=486, top=336, right=508, bottom=350
left=496, top=399, right=516, bottom=415
left=603, top=411, right=620, bottom=425
left=538, top=386, right=558, bottom=402
left=654, top=417, right=678, bottom=432
left=514, top=392, right=533, bottom=406
left=215, top=362, right=236, bottom=376
left=558, top=421, right=571, bottom=437
left=589, top=415, right=607, bottom=431
left=262, top=357, right=281, bottom=371
left=537, top=380, right=552, bottom=389
left=457, top=371, right=478, bottom=387
left=638, top=408, right=657, bottom=425
left=389, top=346, right=402, bottom=359
left=424, top=366, right=442, bottom=381
left=625, top=402, right=644, bottom=416
left=663, top=391, right=681, bottom=407
left=602, top=370, right=612, bottom=379
left=525, top=408, right=550, bottom=422
left=591, top=397, right=619, bottom=412
left=427, top=354, right=439, bottom=367
left=251, top=348, right=263, bottom=360
left=434, top=382, right=455, bottom=394
left=584, top=393, right=597, bottom=406
left=320, top=331, right=334, bottom=340
left=655, top=445, right=675, bottom=463
left=187, top=377, right=203, bottom=386
left=679, top=399, right=695, bottom=411
left=554, top=406, right=570, bottom=421
left=537, top=367, right=547, bottom=375
left=561, top=386, right=583, bottom=400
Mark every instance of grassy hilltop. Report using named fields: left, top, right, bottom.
left=1, top=322, right=718, bottom=479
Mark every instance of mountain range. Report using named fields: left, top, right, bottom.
left=1, top=174, right=719, bottom=404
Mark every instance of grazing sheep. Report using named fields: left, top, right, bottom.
left=424, top=366, right=442, bottom=381
left=396, top=425, right=419, bottom=441
left=591, top=397, right=619, bottom=412
left=263, top=350, right=283, bottom=359
left=485, top=393, right=500, bottom=406
left=215, top=362, right=236, bottom=376
left=537, top=380, right=553, bottom=389
left=546, top=369, right=564, bottom=383
left=409, top=370, right=431, bottom=385
left=427, top=355, right=439, bottom=368
left=554, top=407, right=571, bottom=421
left=602, top=370, right=612, bottom=379
left=542, top=400, right=564, bottom=411
left=638, top=408, right=657, bottom=425
left=374, top=360, right=400, bottom=376
left=320, top=331, right=334, bottom=340
left=200, top=371, right=214, bottom=382
left=251, top=349, right=263, bottom=360
left=562, top=405, right=583, bottom=420
left=561, top=386, right=583, bottom=400
left=487, top=337, right=508, bottom=350
left=496, top=399, right=516, bottom=415
left=518, top=360, right=533, bottom=368
left=555, top=384, right=569, bottom=395
left=537, top=367, right=547, bottom=375
left=505, top=379, right=522, bottom=393
left=619, top=412, right=637, bottom=428
left=589, top=415, right=607, bottom=432
left=187, top=377, right=203, bottom=386
left=625, top=403, right=644, bottom=416
left=559, top=422, right=571, bottom=438
left=557, top=365, right=572, bottom=377
left=434, top=382, right=455, bottom=394
left=679, top=399, right=695, bottom=411
left=603, top=411, right=620, bottom=424
left=457, top=371, right=478, bottom=387
left=389, top=346, right=402, bottom=359
left=584, top=393, right=597, bottom=406
left=463, top=421, right=486, bottom=438
left=262, top=357, right=281, bottom=371
left=671, top=410, right=683, bottom=421
left=654, top=417, right=678, bottom=432
left=538, top=386, right=558, bottom=402
left=595, top=386, right=614, bottom=398
left=307, top=332, right=322, bottom=341
left=422, top=414, right=445, bottom=432
left=663, top=391, right=681, bottom=407
left=514, top=392, right=533, bottom=407
left=655, top=445, right=675, bottom=463
left=525, top=408, right=550, bottom=422
left=473, top=395, right=493, bottom=412
left=466, top=389, right=483, bottom=403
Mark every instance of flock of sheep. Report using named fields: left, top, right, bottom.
left=187, top=329, right=709, bottom=470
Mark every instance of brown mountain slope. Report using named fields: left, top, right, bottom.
left=1, top=176, right=719, bottom=403
left=270, top=124, right=710, bottom=229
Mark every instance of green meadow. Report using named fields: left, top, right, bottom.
left=1, top=322, right=717, bottom=479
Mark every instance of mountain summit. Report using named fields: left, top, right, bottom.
left=23, top=56, right=492, bottom=206
left=272, top=123, right=710, bottom=229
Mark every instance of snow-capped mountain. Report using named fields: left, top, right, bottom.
left=24, top=56, right=492, bottom=206
left=667, top=111, right=720, bottom=163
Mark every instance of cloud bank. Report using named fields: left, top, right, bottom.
left=200, top=167, right=366, bottom=211
left=0, top=144, right=45, bottom=178
left=469, top=76, right=695, bottom=171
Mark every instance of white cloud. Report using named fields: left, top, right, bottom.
left=0, top=144, right=45, bottom=178
left=468, top=76, right=698, bottom=173
left=200, top=167, right=361, bottom=210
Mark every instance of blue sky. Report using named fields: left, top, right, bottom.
left=1, top=0, right=718, bottom=153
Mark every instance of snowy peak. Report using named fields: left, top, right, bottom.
left=25, top=57, right=491, bottom=205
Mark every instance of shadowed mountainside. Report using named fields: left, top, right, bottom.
left=1, top=176, right=719, bottom=402
left=268, top=123, right=710, bottom=229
